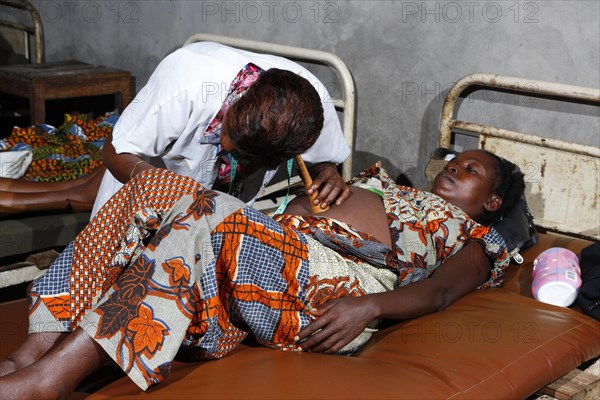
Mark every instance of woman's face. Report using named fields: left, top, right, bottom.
left=431, top=150, right=502, bottom=220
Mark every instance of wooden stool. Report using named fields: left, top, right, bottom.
left=0, top=60, right=132, bottom=124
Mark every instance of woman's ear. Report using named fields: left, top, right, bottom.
left=220, top=128, right=235, bottom=152
left=484, top=194, right=502, bottom=213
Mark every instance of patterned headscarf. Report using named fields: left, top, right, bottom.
left=201, top=63, right=265, bottom=195
left=201, top=63, right=264, bottom=144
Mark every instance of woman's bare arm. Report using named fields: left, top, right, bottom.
left=102, top=135, right=154, bottom=183
left=0, top=168, right=104, bottom=214
left=0, top=167, right=103, bottom=193
left=295, top=241, right=490, bottom=353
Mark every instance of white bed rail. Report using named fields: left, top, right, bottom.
left=184, top=33, right=356, bottom=182
left=440, top=73, right=600, bottom=239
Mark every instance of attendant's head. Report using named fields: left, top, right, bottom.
left=432, top=150, right=525, bottom=226
left=221, top=69, right=324, bottom=169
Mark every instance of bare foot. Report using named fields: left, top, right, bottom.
left=0, top=362, right=64, bottom=400
left=0, top=328, right=108, bottom=400
left=0, top=356, right=17, bottom=377
left=0, top=332, right=66, bottom=377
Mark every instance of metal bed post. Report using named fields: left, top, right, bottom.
left=0, top=0, right=44, bottom=63
left=440, top=73, right=600, bottom=157
left=439, top=73, right=600, bottom=239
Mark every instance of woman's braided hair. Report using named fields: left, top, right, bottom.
left=479, top=150, right=526, bottom=226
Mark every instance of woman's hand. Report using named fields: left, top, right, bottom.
left=307, top=163, right=350, bottom=208
left=295, top=296, right=377, bottom=354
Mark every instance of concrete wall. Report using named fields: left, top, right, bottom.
left=10, top=0, right=600, bottom=186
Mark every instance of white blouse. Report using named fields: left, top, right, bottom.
left=91, top=41, right=349, bottom=217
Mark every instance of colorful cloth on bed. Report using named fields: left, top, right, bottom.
left=201, top=63, right=264, bottom=195
left=76, top=193, right=394, bottom=389
left=0, top=112, right=118, bottom=181
left=275, top=162, right=510, bottom=289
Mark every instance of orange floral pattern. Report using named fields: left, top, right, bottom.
left=84, top=196, right=316, bottom=389
left=128, top=304, right=169, bottom=357
left=305, top=276, right=366, bottom=309
left=27, top=169, right=204, bottom=333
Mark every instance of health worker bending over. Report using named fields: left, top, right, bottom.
left=92, top=41, right=350, bottom=216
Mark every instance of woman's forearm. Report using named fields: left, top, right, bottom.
left=365, top=241, right=490, bottom=321
left=295, top=241, right=491, bottom=353
left=102, top=136, right=154, bottom=183
left=361, top=278, right=450, bottom=322
left=0, top=167, right=104, bottom=193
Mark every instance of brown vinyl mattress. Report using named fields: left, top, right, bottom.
left=1, top=232, right=598, bottom=399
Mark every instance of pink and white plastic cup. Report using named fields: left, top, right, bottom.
left=532, top=247, right=582, bottom=307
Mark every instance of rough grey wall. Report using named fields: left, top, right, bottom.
left=17, top=0, right=600, bottom=187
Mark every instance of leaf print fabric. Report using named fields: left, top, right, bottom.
left=29, top=169, right=203, bottom=332
left=73, top=188, right=395, bottom=390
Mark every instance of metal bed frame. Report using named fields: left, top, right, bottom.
left=0, top=0, right=44, bottom=63
left=440, top=73, right=600, bottom=240
left=184, top=33, right=356, bottom=201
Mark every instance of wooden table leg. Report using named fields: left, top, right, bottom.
left=30, top=83, right=46, bottom=125
left=116, top=78, right=133, bottom=112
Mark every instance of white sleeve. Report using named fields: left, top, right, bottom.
left=111, top=47, right=228, bottom=158
left=113, top=42, right=349, bottom=166
left=110, top=58, right=197, bottom=157
left=90, top=169, right=123, bottom=218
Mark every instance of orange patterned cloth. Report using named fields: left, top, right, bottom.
left=29, top=169, right=386, bottom=390
left=29, top=169, right=203, bottom=331
left=275, top=162, right=509, bottom=289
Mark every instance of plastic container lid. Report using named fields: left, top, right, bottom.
left=536, top=281, right=578, bottom=307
